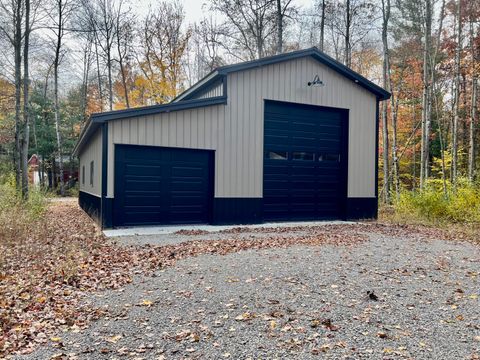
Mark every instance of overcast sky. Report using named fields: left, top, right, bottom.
left=137, top=0, right=315, bottom=24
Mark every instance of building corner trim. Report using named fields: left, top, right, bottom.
left=101, top=123, right=113, bottom=229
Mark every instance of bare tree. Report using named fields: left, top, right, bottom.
left=210, top=0, right=277, bottom=60
left=81, top=0, right=116, bottom=110
left=80, top=32, right=93, bottom=117
left=452, top=0, right=462, bottom=185
left=115, top=0, right=133, bottom=108
left=198, top=17, right=225, bottom=72
left=72, top=2, right=95, bottom=115
left=93, top=34, right=104, bottom=111
left=186, top=17, right=226, bottom=84
left=98, top=0, right=116, bottom=110
left=49, top=0, right=74, bottom=196
left=381, top=0, right=390, bottom=203
left=419, top=0, right=432, bottom=189
left=345, top=0, right=351, bottom=67
left=0, top=0, right=23, bottom=190
left=276, top=0, right=283, bottom=53
left=429, top=0, right=447, bottom=195
left=468, top=2, right=477, bottom=182
left=20, top=0, right=30, bottom=197
left=275, top=0, right=295, bottom=54
left=0, top=0, right=35, bottom=196
left=319, top=0, right=326, bottom=51
left=326, top=0, right=377, bottom=68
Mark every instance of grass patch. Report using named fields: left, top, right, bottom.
left=380, top=179, right=480, bottom=242
left=0, top=178, right=47, bottom=269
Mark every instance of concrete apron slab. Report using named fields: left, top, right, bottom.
left=103, top=220, right=359, bottom=238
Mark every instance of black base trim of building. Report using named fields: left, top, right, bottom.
left=102, top=197, right=113, bottom=229
left=213, top=198, right=263, bottom=225
left=346, top=197, right=378, bottom=220
left=79, top=191, right=101, bottom=224
left=88, top=196, right=377, bottom=228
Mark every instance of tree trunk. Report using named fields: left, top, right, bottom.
left=431, top=74, right=448, bottom=197
left=420, top=0, right=432, bottom=190
left=107, top=50, right=113, bottom=110
left=81, top=38, right=92, bottom=117
left=391, top=93, right=400, bottom=199
left=468, top=13, right=477, bottom=182
left=452, top=0, right=462, bottom=186
left=21, top=0, right=30, bottom=198
left=470, top=79, right=477, bottom=182
left=54, top=0, right=65, bottom=196
left=319, top=0, right=326, bottom=52
left=345, top=0, right=351, bottom=67
left=32, top=109, right=38, bottom=159
left=382, top=102, right=390, bottom=203
left=94, top=36, right=104, bottom=112
left=40, top=154, right=45, bottom=188
left=276, top=0, right=283, bottom=54
left=381, top=0, right=390, bottom=203
left=116, top=9, right=130, bottom=108
left=412, top=103, right=417, bottom=190
left=103, top=10, right=114, bottom=110
left=13, top=0, right=22, bottom=191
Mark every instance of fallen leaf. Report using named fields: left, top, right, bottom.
left=105, top=335, right=122, bottom=344
left=377, top=332, right=388, bottom=339
left=141, top=300, right=153, bottom=306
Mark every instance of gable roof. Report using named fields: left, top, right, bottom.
left=73, top=47, right=390, bottom=156
left=72, top=96, right=226, bottom=156
left=174, top=47, right=390, bottom=102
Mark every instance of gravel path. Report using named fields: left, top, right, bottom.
left=16, top=230, right=480, bottom=359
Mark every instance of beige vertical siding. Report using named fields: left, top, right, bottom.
left=107, top=56, right=377, bottom=199
left=79, top=127, right=102, bottom=197
left=197, top=82, right=223, bottom=99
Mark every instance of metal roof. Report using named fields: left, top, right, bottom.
left=72, top=96, right=227, bottom=155
left=174, top=47, right=390, bottom=102
left=74, top=47, right=390, bottom=155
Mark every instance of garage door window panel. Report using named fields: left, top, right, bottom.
left=265, top=151, right=288, bottom=160
left=292, top=152, right=314, bottom=161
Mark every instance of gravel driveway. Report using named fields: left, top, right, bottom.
left=16, top=228, right=480, bottom=359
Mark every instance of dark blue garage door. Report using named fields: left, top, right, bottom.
left=263, top=100, right=348, bottom=221
left=114, top=145, right=213, bottom=226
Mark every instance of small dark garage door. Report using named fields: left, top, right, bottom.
left=263, top=100, right=348, bottom=221
left=114, top=145, right=213, bottom=226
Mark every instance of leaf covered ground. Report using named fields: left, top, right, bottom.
left=1, top=200, right=479, bottom=358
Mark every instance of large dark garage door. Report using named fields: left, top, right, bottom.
left=263, top=100, right=348, bottom=221
left=114, top=145, right=213, bottom=226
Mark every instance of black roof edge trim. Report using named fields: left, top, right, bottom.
left=73, top=96, right=227, bottom=156
left=216, top=47, right=314, bottom=75
left=212, top=47, right=390, bottom=100
left=308, top=51, right=391, bottom=100
left=91, top=96, right=227, bottom=123
left=72, top=120, right=101, bottom=157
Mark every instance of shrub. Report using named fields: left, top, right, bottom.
left=0, top=175, right=47, bottom=270
left=393, top=179, right=480, bottom=224
left=0, top=174, right=46, bottom=222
